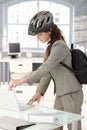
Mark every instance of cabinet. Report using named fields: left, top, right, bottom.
left=10, top=59, right=32, bottom=79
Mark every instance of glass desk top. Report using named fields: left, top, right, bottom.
left=0, top=105, right=84, bottom=130
left=23, top=105, right=84, bottom=130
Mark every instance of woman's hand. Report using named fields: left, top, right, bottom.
left=27, top=91, right=42, bottom=105
left=8, top=77, right=27, bottom=90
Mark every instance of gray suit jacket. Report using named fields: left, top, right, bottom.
left=25, top=40, right=82, bottom=96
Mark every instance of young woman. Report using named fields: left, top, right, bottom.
left=8, top=11, right=83, bottom=130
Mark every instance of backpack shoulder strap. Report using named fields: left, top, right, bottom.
left=60, top=43, right=74, bottom=72
left=60, top=62, right=74, bottom=73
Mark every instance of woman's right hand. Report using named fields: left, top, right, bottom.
left=8, top=77, right=27, bottom=90
left=27, top=91, right=42, bottom=105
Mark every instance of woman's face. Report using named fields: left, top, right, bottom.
left=36, top=31, right=51, bottom=43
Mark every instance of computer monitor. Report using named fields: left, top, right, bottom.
left=8, top=43, right=21, bottom=58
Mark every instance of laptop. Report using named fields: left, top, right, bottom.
left=0, top=88, right=34, bottom=112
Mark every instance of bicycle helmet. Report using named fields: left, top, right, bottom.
left=28, top=11, right=53, bottom=35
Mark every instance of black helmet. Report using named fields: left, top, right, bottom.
left=28, top=11, right=53, bottom=35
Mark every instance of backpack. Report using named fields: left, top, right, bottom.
left=61, top=44, right=87, bottom=84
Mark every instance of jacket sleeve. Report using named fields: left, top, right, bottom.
left=25, top=41, right=67, bottom=85
left=36, top=73, right=51, bottom=95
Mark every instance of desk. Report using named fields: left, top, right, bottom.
left=0, top=105, right=84, bottom=130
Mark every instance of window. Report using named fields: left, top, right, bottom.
left=3, top=1, right=73, bottom=51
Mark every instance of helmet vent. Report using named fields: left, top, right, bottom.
left=47, top=17, right=50, bottom=23
left=39, top=19, right=44, bottom=28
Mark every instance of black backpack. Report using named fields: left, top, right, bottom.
left=61, top=44, right=87, bottom=84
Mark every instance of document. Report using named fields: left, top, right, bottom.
left=0, top=116, right=35, bottom=130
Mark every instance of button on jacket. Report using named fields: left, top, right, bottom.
left=25, top=40, right=82, bottom=96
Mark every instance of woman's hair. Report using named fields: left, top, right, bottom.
left=44, top=23, right=66, bottom=62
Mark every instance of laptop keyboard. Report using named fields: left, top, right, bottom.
left=18, top=100, right=34, bottom=111
left=19, top=104, right=33, bottom=111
